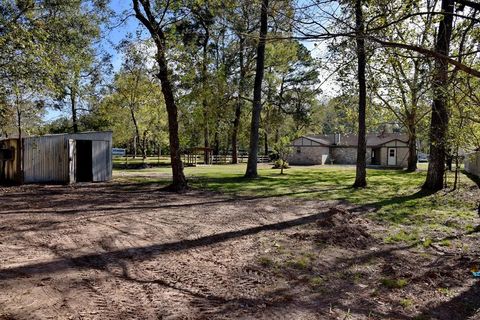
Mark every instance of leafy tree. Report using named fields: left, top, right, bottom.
left=273, top=136, right=293, bottom=175
left=422, top=0, right=455, bottom=191
left=245, top=0, right=269, bottom=178
left=132, top=0, right=188, bottom=191
left=0, top=0, right=109, bottom=137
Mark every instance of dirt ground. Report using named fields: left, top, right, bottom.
left=0, top=181, right=479, bottom=319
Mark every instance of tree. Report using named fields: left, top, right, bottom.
left=0, top=0, right=109, bottom=136
left=99, top=64, right=168, bottom=159
left=353, top=0, right=367, bottom=188
left=273, top=136, right=293, bottom=175
left=245, top=0, right=269, bottom=178
left=132, top=0, right=187, bottom=191
left=422, top=0, right=454, bottom=191
left=227, top=1, right=258, bottom=164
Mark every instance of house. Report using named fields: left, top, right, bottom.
left=465, top=149, right=480, bottom=177
left=288, top=133, right=410, bottom=167
left=0, top=131, right=112, bottom=184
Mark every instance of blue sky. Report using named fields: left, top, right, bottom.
left=104, top=2, right=141, bottom=71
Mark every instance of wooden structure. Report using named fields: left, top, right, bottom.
left=0, top=131, right=112, bottom=184
left=183, top=147, right=213, bottom=166
left=182, top=148, right=270, bottom=166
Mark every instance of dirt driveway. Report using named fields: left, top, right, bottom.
left=0, top=182, right=479, bottom=319
left=0, top=182, right=337, bottom=319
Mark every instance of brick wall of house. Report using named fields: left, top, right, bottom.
left=288, top=146, right=330, bottom=165
left=465, top=151, right=480, bottom=177
left=330, top=147, right=373, bottom=165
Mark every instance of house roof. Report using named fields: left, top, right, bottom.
left=304, top=133, right=408, bottom=147
left=302, top=136, right=331, bottom=146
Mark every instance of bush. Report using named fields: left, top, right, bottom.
left=273, top=159, right=289, bottom=169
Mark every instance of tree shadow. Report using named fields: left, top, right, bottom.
left=417, top=280, right=480, bottom=320
left=365, top=189, right=435, bottom=208
left=0, top=210, right=331, bottom=280
left=463, top=170, right=480, bottom=189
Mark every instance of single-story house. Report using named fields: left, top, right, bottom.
left=0, top=131, right=112, bottom=184
left=288, top=133, right=410, bottom=167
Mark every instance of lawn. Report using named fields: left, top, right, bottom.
left=114, top=164, right=480, bottom=244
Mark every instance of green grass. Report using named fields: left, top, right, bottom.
left=381, top=278, right=409, bottom=289
left=113, top=164, right=479, bottom=243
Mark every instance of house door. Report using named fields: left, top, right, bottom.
left=387, top=148, right=396, bottom=166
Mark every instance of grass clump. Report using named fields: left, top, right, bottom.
left=439, top=239, right=451, bottom=247
left=400, top=298, right=414, bottom=309
left=384, top=230, right=419, bottom=244
left=309, top=276, right=324, bottom=287
left=287, top=256, right=311, bottom=270
left=422, top=238, right=433, bottom=248
left=258, top=256, right=275, bottom=268
left=380, top=278, right=409, bottom=289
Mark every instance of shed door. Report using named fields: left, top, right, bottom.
left=92, top=140, right=108, bottom=182
left=68, top=139, right=76, bottom=183
left=387, top=148, right=396, bottom=166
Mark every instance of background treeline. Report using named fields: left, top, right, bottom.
left=1, top=0, right=480, bottom=191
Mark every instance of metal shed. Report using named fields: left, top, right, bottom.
left=0, top=131, right=112, bottom=184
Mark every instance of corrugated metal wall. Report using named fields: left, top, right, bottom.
left=23, top=135, right=69, bottom=183
left=92, top=140, right=109, bottom=181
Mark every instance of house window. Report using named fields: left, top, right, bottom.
left=296, top=147, right=301, bottom=154
left=389, top=149, right=395, bottom=157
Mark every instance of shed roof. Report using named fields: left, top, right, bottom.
left=0, top=131, right=112, bottom=141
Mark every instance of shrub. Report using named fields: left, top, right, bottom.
left=273, top=159, right=289, bottom=169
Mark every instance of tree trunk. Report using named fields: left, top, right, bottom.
left=202, top=28, right=210, bottom=165
left=353, top=0, right=367, bottom=188
left=14, top=92, right=22, bottom=184
left=422, top=0, right=453, bottom=191
left=453, top=147, right=459, bottom=190
left=214, top=129, right=220, bottom=155
left=142, top=130, right=147, bottom=161
left=231, top=102, right=241, bottom=163
left=132, top=0, right=187, bottom=191
left=157, top=50, right=187, bottom=190
left=70, top=88, right=78, bottom=133
left=129, top=107, right=141, bottom=160
left=406, top=115, right=417, bottom=172
left=134, top=136, right=138, bottom=159
left=245, top=0, right=268, bottom=178
left=16, top=106, right=21, bottom=140
left=264, top=131, right=268, bottom=155
left=231, top=36, right=245, bottom=164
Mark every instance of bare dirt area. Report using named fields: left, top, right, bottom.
left=0, top=182, right=479, bottom=319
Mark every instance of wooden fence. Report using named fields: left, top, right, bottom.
left=211, top=154, right=270, bottom=164
left=183, top=154, right=270, bottom=166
